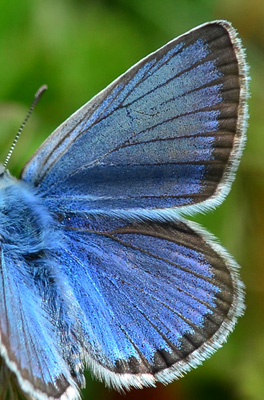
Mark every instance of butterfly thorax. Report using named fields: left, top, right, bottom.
left=0, top=168, right=57, bottom=255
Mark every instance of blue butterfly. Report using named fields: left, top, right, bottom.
left=0, top=20, right=248, bottom=400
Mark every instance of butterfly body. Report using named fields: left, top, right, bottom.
left=0, top=168, right=86, bottom=398
left=0, top=20, right=248, bottom=400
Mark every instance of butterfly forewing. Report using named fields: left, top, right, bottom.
left=21, top=21, right=247, bottom=219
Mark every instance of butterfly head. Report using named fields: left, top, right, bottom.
left=0, top=165, right=16, bottom=189
left=0, top=164, right=5, bottom=176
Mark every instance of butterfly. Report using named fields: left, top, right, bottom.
left=0, top=20, right=248, bottom=400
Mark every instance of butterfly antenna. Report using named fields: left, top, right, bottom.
left=3, top=84, right=48, bottom=169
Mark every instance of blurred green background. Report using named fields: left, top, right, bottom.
left=0, top=0, right=263, bottom=399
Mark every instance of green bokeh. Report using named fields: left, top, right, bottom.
left=0, top=1, right=263, bottom=399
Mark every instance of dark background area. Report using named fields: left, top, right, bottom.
left=0, top=0, right=263, bottom=399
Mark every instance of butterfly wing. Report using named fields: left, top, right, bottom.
left=21, top=21, right=248, bottom=219
left=53, top=214, right=244, bottom=389
left=0, top=243, right=79, bottom=400
left=15, top=20, right=247, bottom=393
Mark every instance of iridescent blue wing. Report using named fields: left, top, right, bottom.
left=20, top=21, right=248, bottom=218
left=15, top=20, right=247, bottom=394
left=0, top=243, right=79, bottom=400
left=53, top=214, right=244, bottom=389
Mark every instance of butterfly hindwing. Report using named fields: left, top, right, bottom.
left=0, top=242, right=78, bottom=400
left=21, top=21, right=247, bottom=219
left=53, top=214, right=243, bottom=389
